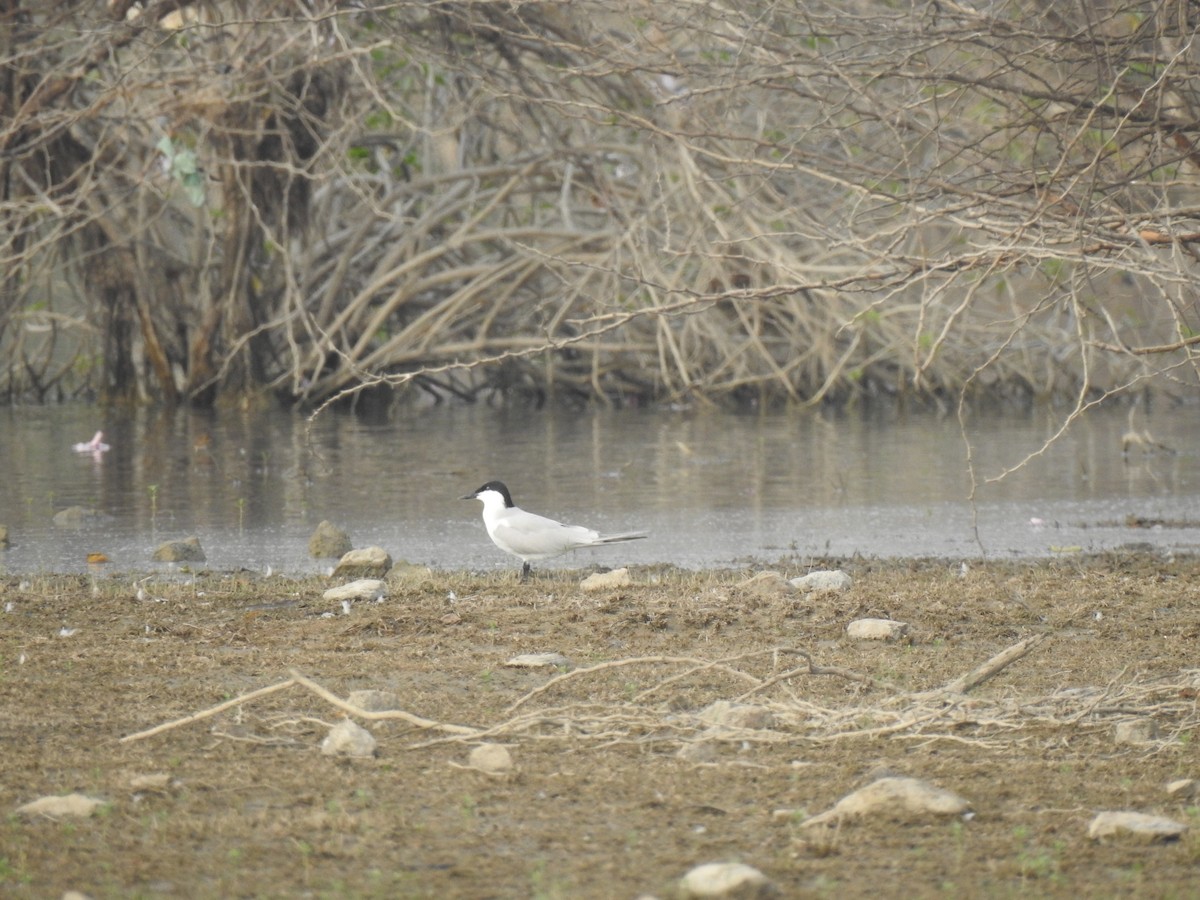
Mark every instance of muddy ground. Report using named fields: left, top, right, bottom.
left=1, top=554, right=1198, bottom=898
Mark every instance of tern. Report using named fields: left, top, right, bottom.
left=461, top=480, right=647, bottom=578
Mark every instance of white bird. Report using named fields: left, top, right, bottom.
left=73, top=431, right=110, bottom=454
left=461, top=480, right=647, bottom=579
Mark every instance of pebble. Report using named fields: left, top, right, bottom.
left=802, top=776, right=970, bottom=827
left=151, top=536, right=206, bottom=563
left=468, top=743, right=513, bottom=774
left=322, top=579, right=387, bottom=603
left=789, top=570, right=852, bottom=594
left=678, top=861, right=776, bottom=898
left=846, top=618, right=909, bottom=642
left=1087, top=810, right=1187, bottom=842
left=308, top=520, right=352, bottom=558
left=320, top=719, right=377, bottom=758
left=1166, top=778, right=1197, bottom=799
left=1113, top=718, right=1158, bottom=744
left=581, top=568, right=632, bottom=591
left=333, top=546, right=393, bottom=578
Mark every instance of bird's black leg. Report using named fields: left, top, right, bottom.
left=521, top=561, right=532, bottom=581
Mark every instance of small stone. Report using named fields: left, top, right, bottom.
left=333, top=546, right=393, bottom=578
left=53, top=506, right=111, bottom=529
left=581, top=568, right=631, bottom=591
left=322, top=579, right=387, bottom=603
left=468, top=743, right=513, bottom=774
left=790, top=570, right=852, bottom=594
left=1166, top=779, right=1197, bottom=799
left=846, top=618, right=909, bottom=642
left=62, top=891, right=93, bottom=900
left=1113, top=718, right=1158, bottom=744
left=308, top=520, right=352, bottom=559
left=802, top=777, right=970, bottom=827
left=1087, top=810, right=1187, bottom=842
left=698, top=700, right=776, bottom=731
left=505, top=652, right=571, bottom=669
left=152, top=536, right=206, bottom=563
left=679, top=861, right=776, bottom=898
left=16, top=793, right=106, bottom=818
left=320, top=719, right=377, bottom=758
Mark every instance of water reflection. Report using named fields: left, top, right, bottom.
left=0, top=402, right=1196, bottom=574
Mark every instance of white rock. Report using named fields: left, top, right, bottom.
left=322, top=579, right=387, bottom=603
left=1113, top=718, right=1158, bottom=744
left=468, top=743, right=513, bottom=774
left=802, top=777, right=970, bottom=827
left=1166, top=779, right=1197, bottom=799
left=698, top=700, right=775, bottom=731
left=1087, top=810, right=1187, bottom=842
left=846, top=618, right=909, bottom=642
left=581, top=568, right=631, bottom=591
left=320, top=719, right=377, bottom=758
left=789, top=570, right=852, bottom=593
left=16, top=793, right=105, bottom=818
left=333, top=546, right=393, bottom=578
left=679, top=861, right=775, bottom=898
left=505, top=652, right=571, bottom=669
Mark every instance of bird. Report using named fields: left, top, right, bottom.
left=73, top=431, right=110, bottom=454
left=461, top=480, right=647, bottom=579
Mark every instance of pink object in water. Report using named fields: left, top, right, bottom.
left=73, top=431, right=111, bottom=454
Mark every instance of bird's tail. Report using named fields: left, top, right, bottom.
left=597, top=531, right=649, bottom=544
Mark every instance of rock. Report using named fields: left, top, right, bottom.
left=790, top=570, right=852, bottom=594
left=846, top=618, right=909, bottom=642
left=308, top=520, right=352, bottom=558
left=468, top=743, right=513, bottom=774
left=1113, top=718, right=1158, bottom=744
left=1166, top=779, right=1197, bottom=799
left=679, top=861, right=776, bottom=898
left=322, top=579, right=387, bottom=603
left=62, top=891, right=93, bottom=900
left=320, top=719, right=377, bottom=758
left=53, top=506, right=111, bottom=529
left=736, top=571, right=793, bottom=596
left=1087, top=810, right=1187, bottom=842
left=333, top=546, right=392, bottom=578
left=152, top=536, right=206, bottom=563
left=16, top=793, right=106, bottom=818
left=505, top=652, right=571, bottom=669
left=581, top=568, right=632, bottom=591
left=346, top=690, right=400, bottom=712
left=698, top=700, right=776, bottom=731
left=0, top=524, right=8, bottom=547
left=802, top=777, right=970, bottom=827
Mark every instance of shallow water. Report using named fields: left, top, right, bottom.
left=0, top=401, right=1197, bottom=574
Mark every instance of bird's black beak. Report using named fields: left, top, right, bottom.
left=460, top=492, right=477, bottom=501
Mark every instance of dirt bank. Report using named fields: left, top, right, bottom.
left=2, top=555, right=1198, bottom=897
